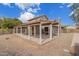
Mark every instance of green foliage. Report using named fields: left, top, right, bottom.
left=61, top=25, right=69, bottom=29
left=0, top=18, right=22, bottom=29
left=70, top=4, right=79, bottom=24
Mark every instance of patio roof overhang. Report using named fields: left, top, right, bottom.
left=14, top=20, right=59, bottom=28
left=27, top=20, right=59, bottom=27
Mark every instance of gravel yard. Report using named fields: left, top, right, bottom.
left=0, top=33, right=73, bottom=56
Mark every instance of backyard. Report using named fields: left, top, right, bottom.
left=0, top=33, right=73, bottom=56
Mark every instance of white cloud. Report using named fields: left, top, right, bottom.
left=15, top=3, right=40, bottom=11
left=27, top=7, right=40, bottom=13
left=59, top=6, right=63, bottom=8
left=15, top=3, right=32, bottom=10
left=67, top=3, right=73, bottom=7
left=18, top=12, right=35, bottom=23
left=2, top=3, right=41, bottom=23
left=2, top=3, right=11, bottom=7
left=2, top=3, right=41, bottom=12
left=62, top=3, right=66, bottom=5
left=16, top=3, right=41, bottom=23
left=27, top=8, right=33, bottom=12
left=69, top=9, right=76, bottom=16
left=69, top=11, right=74, bottom=16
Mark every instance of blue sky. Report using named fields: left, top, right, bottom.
left=0, top=3, right=74, bottom=26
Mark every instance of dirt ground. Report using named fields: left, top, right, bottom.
left=0, top=33, right=73, bottom=56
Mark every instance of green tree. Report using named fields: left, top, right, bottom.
left=1, top=18, right=22, bottom=29
left=70, top=3, right=79, bottom=26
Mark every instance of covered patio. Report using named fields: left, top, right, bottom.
left=13, top=15, right=60, bottom=44
left=13, top=21, right=60, bottom=44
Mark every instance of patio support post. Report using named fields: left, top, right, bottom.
left=14, top=28, right=16, bottom=33
left=25, top=28, right=27, bottom=35
left=20, top=27, right=22, bottom=34
left=58, top=18, right=61, bottom=36
left=30, top=26, right=32, bottom=36
left=40, top=24, right=42, bottom=43
left=16, top=27, right=18, bottom=33
left=15, top=27, right=16, bottom=33
left=50, top=24, right=52, bottom=39
left=28, top=26, right=30, bottom=39
left=58, top=24, right=60, bottom=36
left=34, top=26, right=36, bottom=37
left=13, top=28, right=15, bottom=33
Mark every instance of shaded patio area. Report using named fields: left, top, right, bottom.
left=14, top=24, right=59, bottom=44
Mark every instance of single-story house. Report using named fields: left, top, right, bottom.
left=13, top=15, right=61, bottom=44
